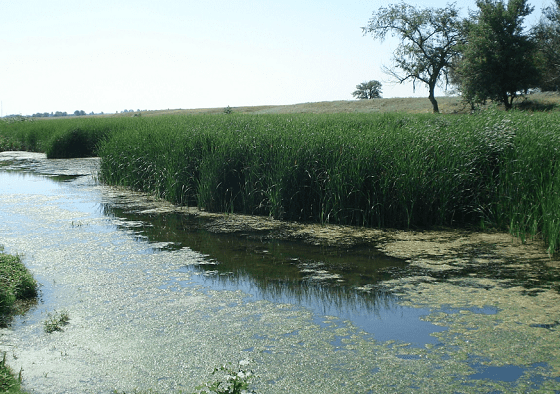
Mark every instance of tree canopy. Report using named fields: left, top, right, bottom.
left=454, top=0, right=540, bottom=109
left=533, top=0, right=560, bottom=91
left=352, top=80, right=383, bottom=99
left=363, top=2, right=465, bottom=113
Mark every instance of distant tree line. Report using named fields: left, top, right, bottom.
left=361, top=0, right=560, bottom=112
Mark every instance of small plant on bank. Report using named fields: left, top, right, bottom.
left=223, top=106, right=233, bottom=115
left=43, top=310, right=70, bottom=333
left=0, top=352, right=23, bottom=394
left=194, top=360, right=255, bottom=394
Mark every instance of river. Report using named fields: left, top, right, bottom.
left=0, top=151, right=559, bottom=393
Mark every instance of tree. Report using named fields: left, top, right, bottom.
left=363, top=2, right=465, bottom=113
left=456, top=0, right=540, bottom=109
left=352, top=80, right=383, bottom=99
left=533, top=0, right=560, bottom=91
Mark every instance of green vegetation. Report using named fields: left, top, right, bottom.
left=96, top=110, right=560, bottom=253
left=0, top=250, right=37, bottom=321
left=457, top=0, right=540, bottom=109
left=43, top=310, right=70, bottom=333
left=363, top=2, right=464, bottom=113
left=0, top=249, right=37, bottom=393
left=0, top=116, right=120, bottom=157
left=364, top=0, right=560, bottom=111
left=352, top=80, right=383, bottom=100
left=1, top=100, right=560, bottom=254
left=194, top=362, right=255, bottom=394
left=0, top=353, right=23, bottom=394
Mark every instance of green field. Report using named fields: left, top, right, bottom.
left=1, top=96, right=560, bottom=252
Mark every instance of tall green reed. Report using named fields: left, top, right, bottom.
left=3, top=111, right=559, bottom=252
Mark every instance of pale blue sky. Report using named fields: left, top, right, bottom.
left=1, top=0, right=548, bottom=116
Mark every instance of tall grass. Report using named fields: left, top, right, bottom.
left=0, top=117, right=122, bottom=158
left=97, top=111, right=560, bottom=251
left=2, top=111, right=560, bottom=252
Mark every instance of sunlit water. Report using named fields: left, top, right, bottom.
left=0, top=152, right=559, bottom=393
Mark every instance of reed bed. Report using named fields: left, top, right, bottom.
left=2, top=111, right=560, bottom=252
left=0, top=117, right=124, bottom=158
left=95, top=111, right=560, bottom=252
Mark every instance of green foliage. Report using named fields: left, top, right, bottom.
left=456, top=0, right=540, bottom=109
left=111, top=361, right=255, bottom=394
left=363, top=2, right=465, bottom=113
left=532, top=0, right=560, bottom=91
left=0, top=251, right=35, bottom=393
left=43, top=310, right=70, bottom=333
left=352, top=80, right=382, bottom=99
left=0, top=252, right=37, bottom=320
left=46, top=126, right=109, bottom=158
left=0, top=117, right=126, bottom=158
left=2, top=110, right=560, bottom=253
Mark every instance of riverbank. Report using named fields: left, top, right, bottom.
left=0, top=249, right=37, bottom=393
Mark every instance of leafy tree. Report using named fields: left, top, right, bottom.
left=533, top=0, right=560, bottom=91
left=456, top=0, right=540, bottom=109
left=352, top=80, right=383, bottom=99
left=363, top=2, right=465, bottom=113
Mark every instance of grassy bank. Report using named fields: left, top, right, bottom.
left=1, top=101, right=560, bottom=252
left=0, top=249, right=37, bottom=393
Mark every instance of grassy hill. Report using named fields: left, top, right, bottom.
left=113, top=91, right=560, bottom=117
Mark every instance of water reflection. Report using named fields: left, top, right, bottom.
left=99, top=205, right=446, bottom=344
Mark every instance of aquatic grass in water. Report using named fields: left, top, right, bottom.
left=43, top=310, right=70, bottom=333
left=0, top=117, right=127, bottom=158
left=112, top=360, right=255, bottom=394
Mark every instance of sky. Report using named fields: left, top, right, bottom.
left=0, top=0, right=550, bottom=116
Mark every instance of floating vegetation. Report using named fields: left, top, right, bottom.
left=43, top=310, right=70, bottom=333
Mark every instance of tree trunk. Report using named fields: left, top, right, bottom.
left=428, top=84, right=439, bottom=113
left=503, top=93, right=512, bottom=110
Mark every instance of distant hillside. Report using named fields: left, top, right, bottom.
left=109, top=91, right=560, bottom=117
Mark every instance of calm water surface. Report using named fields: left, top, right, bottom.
left=0, top=152, right=559, bottom=393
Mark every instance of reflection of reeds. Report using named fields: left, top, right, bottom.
left=99, top=205, right=402, bottom=317
left=190, top=264, right=399, bottom=318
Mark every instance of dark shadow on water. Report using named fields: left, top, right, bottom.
left=100, top=207, right=449, bottom=346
